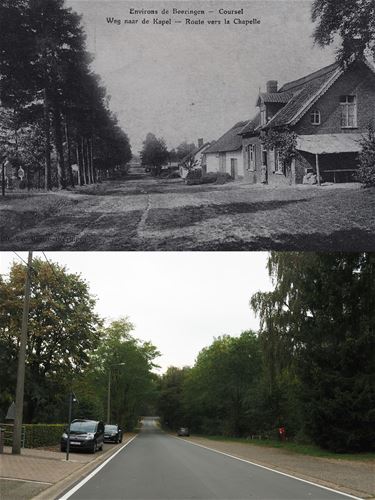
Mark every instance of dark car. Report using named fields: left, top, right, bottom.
left=60, top=419, right=105, bottom=453
left=177, top=427, right=190, bottom=437
left=104, top=424, right=123, bottom=443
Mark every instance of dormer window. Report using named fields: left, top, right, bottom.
left=310, top=109, right=321, bottom=125
left=340, top=95, right=357, bottom=128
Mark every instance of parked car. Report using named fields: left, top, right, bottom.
left=177, top=427, right=190, bottom=437
left=104, top=424, right=123, bottom=443
left=60, top=419, right=105, bottom=453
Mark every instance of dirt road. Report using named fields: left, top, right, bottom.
left=1, top=173, right=374, bottom=250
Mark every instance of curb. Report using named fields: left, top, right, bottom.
left=32, top=436, right=135, bottom=500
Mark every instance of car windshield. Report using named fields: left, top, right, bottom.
left=105, top=425, right=118, bottom=432
left=69, top=421, right=96, bottom=433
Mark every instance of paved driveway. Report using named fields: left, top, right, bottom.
left=0, top=174, right=374, bottom=250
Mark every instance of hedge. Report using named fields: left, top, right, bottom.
left=23, top=424, right=66, bottom=448
left=186, top=171, right=233, bottom=185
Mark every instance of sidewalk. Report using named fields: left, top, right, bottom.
left=0, top=435, right=135, bottom=499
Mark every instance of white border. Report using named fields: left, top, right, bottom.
left=174, top=437, right=364, bottom=500
left=58, top=435, right=137, bottom=500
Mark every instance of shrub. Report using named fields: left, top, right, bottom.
left=24, top=424, right=66, bottom=448
left=356, top=125, right=375, bottom=187
left=215, top=172, right=232, bottom=184
left=186, top=172, right=233, bottom=186
left=201, top=172, right=218, bottom=184
left=185, top=168, right=202, bottom=185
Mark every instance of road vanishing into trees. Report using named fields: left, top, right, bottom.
left=61, top=418, right=355, bottom=500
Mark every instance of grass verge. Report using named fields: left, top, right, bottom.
left=195, top=435, right=375, bottom=461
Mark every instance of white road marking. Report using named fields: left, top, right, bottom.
left=173, top=437, right=363, bottom=500
left=58, top=436, right=138, bottom=500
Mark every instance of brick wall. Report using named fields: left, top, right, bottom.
left=242, top=136, right=261, bottom=183
left=295, top=62, right=375, bottom=135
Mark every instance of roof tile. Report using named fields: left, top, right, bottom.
left=266, top=64, right=340, bottom=127
left=205, top=121, right=248, bottom=153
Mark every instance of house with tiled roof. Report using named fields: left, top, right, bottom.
left=179, top=138, right=211, bottom=179
left=240, top=58, right=375, bottom=185
left=204, top=121, right=248, bottom=179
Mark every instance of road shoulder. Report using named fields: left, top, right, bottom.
left=182, top=436, right=375, bottom=499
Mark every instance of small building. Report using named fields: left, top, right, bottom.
left=204, top=121, right=248, bottom=179
left=179, top=138, right=211, bottom=179
left=240, top=58, right=375, bottom=185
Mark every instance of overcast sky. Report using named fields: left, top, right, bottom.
left=66, top=0, right=338, bottom=154
left=1, top=252, right=272, bottom=373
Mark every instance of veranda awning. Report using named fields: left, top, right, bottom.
left=296, top=134, right=363, bottom=154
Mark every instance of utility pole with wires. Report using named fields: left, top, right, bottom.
left=12, top=251, right=33, bottom=455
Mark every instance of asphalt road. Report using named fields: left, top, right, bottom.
left=61, top=418, right=356, bottom=500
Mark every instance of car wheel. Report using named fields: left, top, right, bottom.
left=99, top=441, right=103, bottom=451
left=90, top=440, right=97, bottom=453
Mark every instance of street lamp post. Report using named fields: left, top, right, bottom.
left=66, top=392, right=79, bottom=461
left=107, top=363, right=125, bottom=423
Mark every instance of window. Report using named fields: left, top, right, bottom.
left=247, top=144, right=255, bottom=171
left=310, top=109, right=321, bottom=125
left=275, top=151, right=284, bottom=175
left=340, top=95, right=357, bottom=128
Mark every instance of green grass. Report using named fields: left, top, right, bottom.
left=196, top=435, right=375, bottom=461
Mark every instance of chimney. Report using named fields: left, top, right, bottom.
left=266, top=80, right=278, bottom=93
left=198, top=138, right=204, bottom=148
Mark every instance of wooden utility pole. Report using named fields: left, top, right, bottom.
left=12, top=251, right=33, bottom=455
left=107, top=369, right=111, bottom=423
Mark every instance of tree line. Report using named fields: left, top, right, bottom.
left=0, top=258, right=159, bottom=430
left=0, top=0, right=131, bottom=191
left=1, top=253, right=374, bottom=450
left=157, top=253, right=375, bottom=453
left=140, top=132, right=196, bottom=176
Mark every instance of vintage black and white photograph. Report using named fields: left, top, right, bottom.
left=0, top=0, right=374, bottom=250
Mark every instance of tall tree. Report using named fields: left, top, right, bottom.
left=312, top=0, right=375, bottom=64
left=175, top=141, right=196, bottom=161
left=256, top=252, right=375, bottom=452
left=140, top=133, right=169, bottom=176
left=157, top=366, right=191, bottom=430
left=0, top=257, right=102, bottom=422
left=86, top=318, right=160, bottom=430
left=0, top=0, right=132, bottom=189
left=183, top=332, right=262, bottom=436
